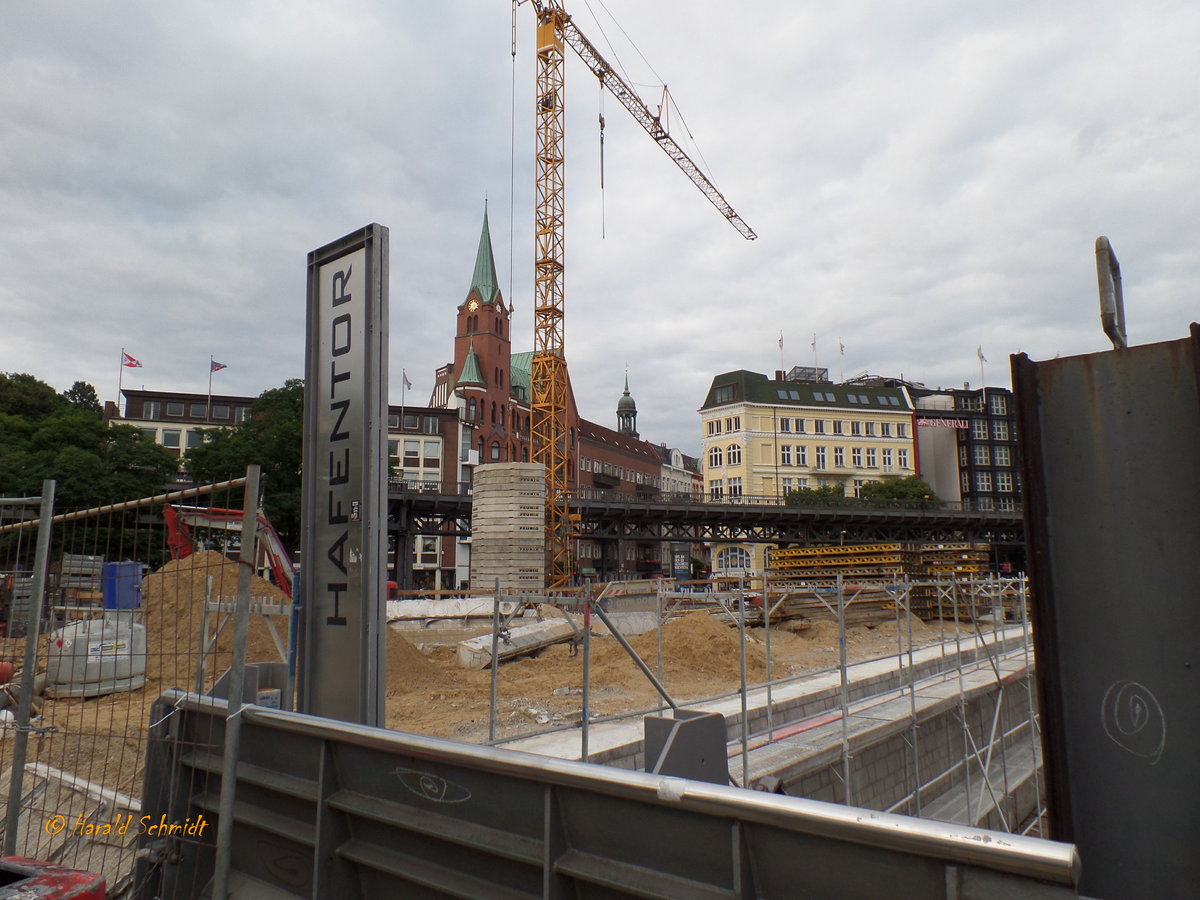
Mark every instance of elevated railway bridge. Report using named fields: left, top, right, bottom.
left=388, top=483, right=1025, bottom=586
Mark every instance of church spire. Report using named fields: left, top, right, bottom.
left=467, top=203, right=503, bottom=308
left=617, top=371, right=638, bottom=437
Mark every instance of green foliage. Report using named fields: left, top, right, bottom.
left=186, top=379, right=304, bottom=548
left=62, top=380, right=102, bottom=412
left=784, top=484, right=850, bottom=505
left=0, top=373, right=176, bottom=509
left=858, top=475, right=937, bottom=503
left=0, top=372, right=66, bottom=420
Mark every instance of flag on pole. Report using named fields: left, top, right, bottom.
left=976, top=346, right=987, bottom=363
left=778, top=331, right=784, bottom=351
left=839, top=338, right=845, bottom=356
left=210, top=360, right=227, bottom=373
left=402, top=369, right=413, bottom=390
left=122, top=352, right=142, bottom=368
left=811, top=333, right=816, bottom=352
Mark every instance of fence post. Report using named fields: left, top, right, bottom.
left=3, top=480, right=55, bottom=856
left=211, top=464, right=262, bottom=900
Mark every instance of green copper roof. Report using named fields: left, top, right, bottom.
left=458, top=338, right=485, bottom=387
left=468, top=207, right=502, bottom=307
left=617, top=373, right=637, bottom=412
left=509, top=351, right=532, bottom=402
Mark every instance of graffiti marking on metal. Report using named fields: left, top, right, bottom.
left=1100, top=680, right=1166, bottom=765
left=392, top=768, right=472, bottom=803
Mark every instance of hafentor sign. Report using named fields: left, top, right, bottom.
left=299, top=224, right=388, bottom=726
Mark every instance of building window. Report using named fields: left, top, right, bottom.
left=990, top=394, right=1008, bottom=415
left=235, top=407, right=251, bottom=423
left=490, top=441, right=501, bottom=461
left=780, top=445, right=792, bottom=466
left=189, top=403, right=207, bottom=417
left=959, top=445, right=969, bottom=466
left=851, top=421, right=862, bottom=436
left=994, top=446, right=1012, bottom=466
left=834, top=447, right=844, bottom=467
left=710, top=479, right=724, bottom=499
left=815, top=446, right=827, bottom=470
left=779, top=418, right=790, bottom=433
left=795, top=418, right=806, bottom=433
left=833, top=420, right=844, bottom=435
left=713, top=385, right=735, bottom=404
left=992, top=420, right=1010, bottom=440
left=166, top=402, right=184, bottom=417
left=162, top=429, right=182, bottom=448
left=708, top=446, right=723, bottom=468
left=974, top=445, right=991, bottom=466
left=864, top=422, right=876, bottom=436
left=998, top=498, right=1016, bottom=511
left=139, top=427, right=157, bottom=441
left=977, top=497, right=995, bottom=511
left=814, top=419, right=825, bottom=434
left=727, top=416, right=740, bottom=431
left=897, top=423, right=908, bottom=437
left=423, top=441, right=440, bottom=468
left=961, top=471, right=971, bottom=493
left=898, top=449, right=909, bottom=469
left=727, top=444, right=742, bottom=465
left=782, top=477, right=793, bottom=494
left=976, top=471, right=993, bottom=491
left=403, top=440, right=420, bottom=466
left=853, top=479, right=865, bottom=498
left=972, top=419, right=989, bottom=440
left=728, top=477, right=742, bottom=497
left=797, top=445, right=808, bottom=466
left=851, top=447, right=862, bottom=467
left=186, top=430, right=205, bottom=449
left=882, top=448, right=893, bottom=470
left=716, top=546, right=750, bottom=570
left=144, top=401, right=161, bottom=419
left=997, top=471, right=1014, bottom=492
left=881, top=422, right=891, bottom=437
left=865, top=448, right=877, bottom=467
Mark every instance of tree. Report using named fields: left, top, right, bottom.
left=785, top=484, right=849, bottom=506
left=185, top=379, right=304, bottom=548
left=859, top=475, right=937, bottom=504
left=62, top=380, right=102, bottom=412
left=0, top=372, right=66, bottom=421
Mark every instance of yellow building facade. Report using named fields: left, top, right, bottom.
left=699, top=369, right=918, bottom=575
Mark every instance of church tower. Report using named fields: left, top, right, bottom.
left=451, top=205, right=522, bottom=463
left=616, top=373, right=639, bottom=438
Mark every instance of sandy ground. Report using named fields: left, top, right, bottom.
left=384, top=610, right=950, bottom=744
left=1, top=556, right=958, bottom=802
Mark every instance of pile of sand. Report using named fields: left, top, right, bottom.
left=140, top=550, right=289, bottom=691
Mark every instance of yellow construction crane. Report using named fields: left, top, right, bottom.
left=523, top=0, right=756, bottom=588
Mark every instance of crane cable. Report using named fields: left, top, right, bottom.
left=509, top=0, right=518, bottom=313
left=599, top=85, right=606, bottom=239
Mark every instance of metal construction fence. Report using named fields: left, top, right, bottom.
left=0, top=473, right=290, bottom=896
left=1, top=474, right=1041, bottom=896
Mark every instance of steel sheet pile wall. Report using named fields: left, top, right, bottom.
left=1013, top=325, right=1200, bottom=898
left=134, top=692, right=1082, bottom=899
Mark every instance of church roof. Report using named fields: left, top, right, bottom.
left=458, top=338, right=485, bottom=388
left=617, top=373, right=637, bottom=412
left=467, top=207, right=502, bottom=308
left=510, top=351, right=532, bottom=402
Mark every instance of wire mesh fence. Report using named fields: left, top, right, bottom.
left=0, top=475, right=290, bottom=897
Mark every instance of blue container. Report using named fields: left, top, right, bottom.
left=101, top=561, right=143, bottom=610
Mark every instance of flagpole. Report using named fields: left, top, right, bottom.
left=117, top=348, right=125, bottom=417
left=207, top=356, right=214, bottom=421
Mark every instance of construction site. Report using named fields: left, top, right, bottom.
left=0, top=0, right=1196, bottom=896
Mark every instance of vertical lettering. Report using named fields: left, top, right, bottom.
left=331, top=267, right=353, bottom=306
left=331, top=312, right=352, bottom=356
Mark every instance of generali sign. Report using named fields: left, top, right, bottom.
left=916, top=417, right=969, bottom=429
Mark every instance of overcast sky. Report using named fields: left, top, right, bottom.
left=2, top=1, right=1197, bottom=454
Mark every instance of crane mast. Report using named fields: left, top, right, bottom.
left=526, top=0, right=755, bottom=588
